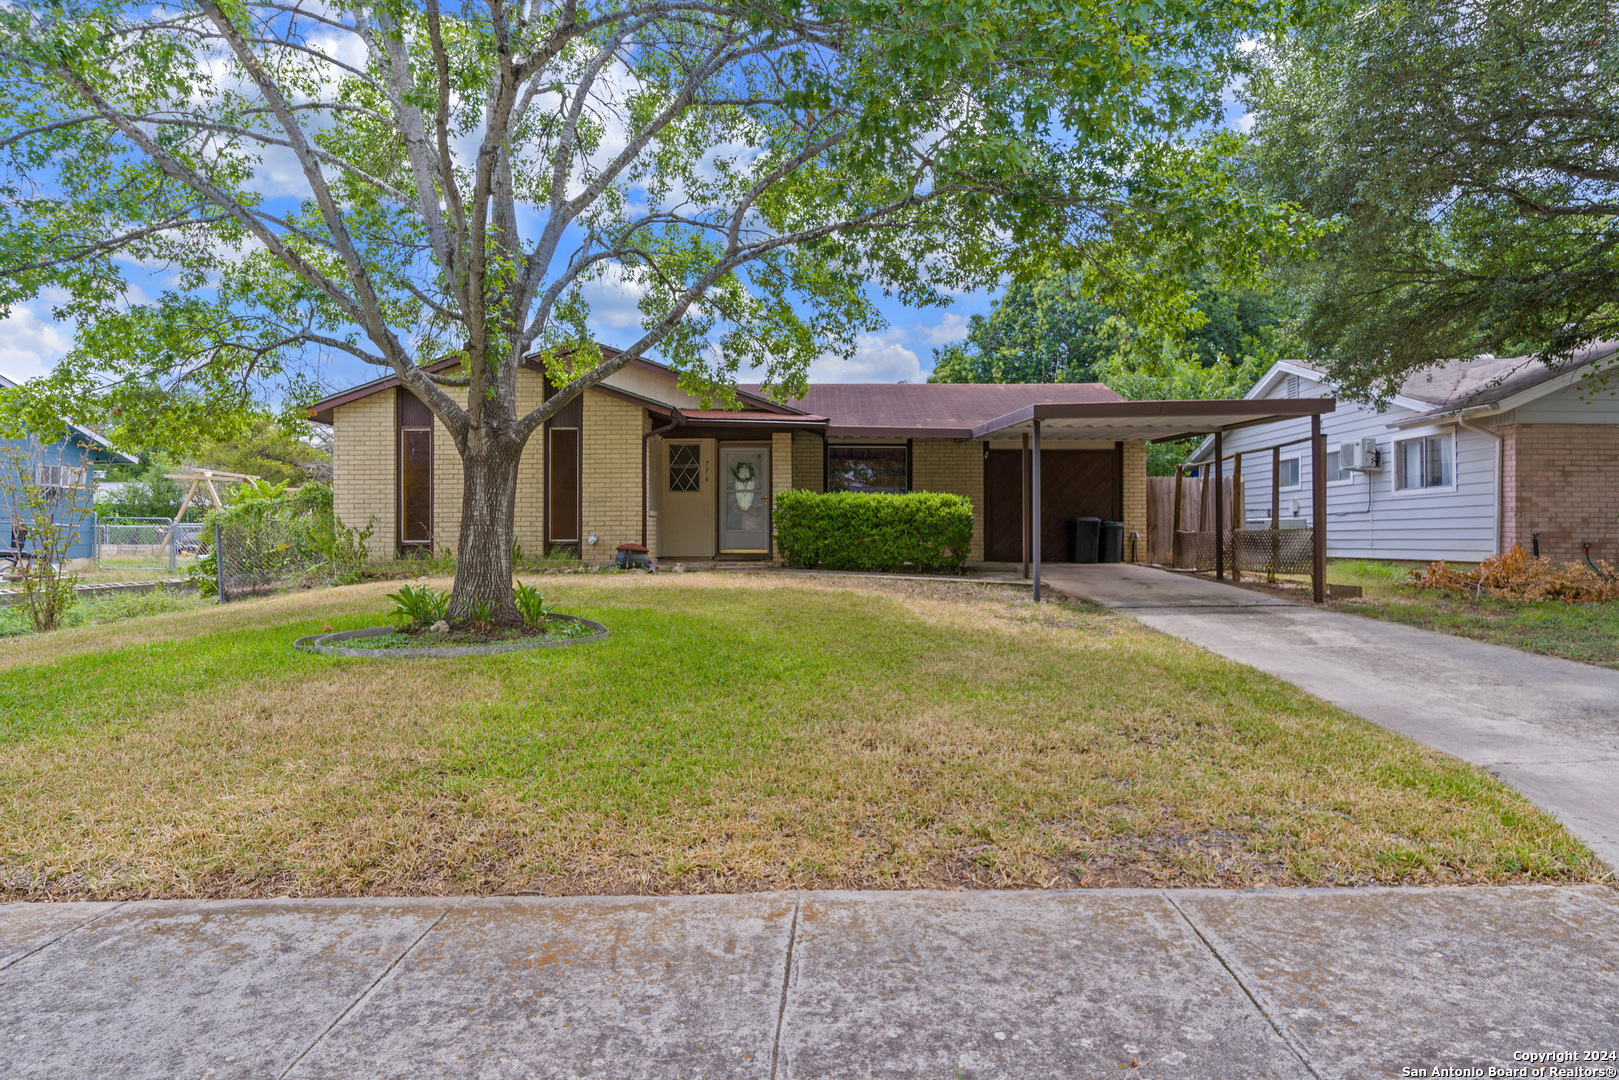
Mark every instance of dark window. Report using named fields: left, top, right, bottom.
left=668, top=443, right=701, bottom=492
left=399, top=429, right=433, bottom=543
left=398, top=392, right=433, bottom=550
left=826, top=445, right=908, bottom=494
left=547, top=427, right=580, bottom=542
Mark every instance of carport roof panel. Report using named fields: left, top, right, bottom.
left=970, top=398, right=1335, bottom=442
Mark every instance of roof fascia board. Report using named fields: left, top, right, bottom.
left=971, top=398, right=1334, bottom=441
left=827, top=425, right=973, bottom=439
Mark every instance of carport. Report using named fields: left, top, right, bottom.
left=970, top=398, right=1336, bottom=602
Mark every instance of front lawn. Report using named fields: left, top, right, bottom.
left=1325, top=559, right=1619, bottom=669
left=0, top=574, right=1598, bottom=900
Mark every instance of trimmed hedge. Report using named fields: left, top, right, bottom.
left=773, top=489, right=974, bottom=573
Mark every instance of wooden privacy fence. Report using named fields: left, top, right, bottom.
left=1144, top=475, right=1235, bottom=565
left=1146, top=458, right=1316, bottom=581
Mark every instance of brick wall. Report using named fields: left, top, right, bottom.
left=332, top=389, right=396, bottom=559
left=771, top=432, right=793, bottom=560
left=580, top=390, right=646, bottom=563
left=1501, top=423, right=1619, bottom=562
left=1121, top=441, right=1147, bottom=563
left=514, top=371, right=546, bottom=556
left=431, top=390, right=464, bottom=555
left=791, top=431, right=824, bottom=491
left=911, top=438, right=986, bottom=563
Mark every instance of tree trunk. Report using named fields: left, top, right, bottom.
left=449, top=430, right=526, bottom=629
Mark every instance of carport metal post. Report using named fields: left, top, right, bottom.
left=1021, top=432, right=1031, bottom=580
left=1312, top=414, right=1327, bottom=603
left=1031, top=418, right=1042, bottom=603
left=1213, top=430, right=1224, bottom=581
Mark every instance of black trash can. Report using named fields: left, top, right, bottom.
left=1068, top=517, right=1101, bottom=563
left=1099, top=520, right=1125, bottom=563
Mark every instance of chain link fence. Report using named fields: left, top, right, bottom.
left=96, top=518, right=183, bottom=573
left=210, top=518, right=318, bottom=602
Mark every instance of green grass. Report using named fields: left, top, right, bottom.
left=0, top=588, right=210, bottom=638
left=0, top=574, right=1600, bottom=901
left=1324, top=559, right=1619, bottom=668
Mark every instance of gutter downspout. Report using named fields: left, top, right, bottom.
left=1456, top=411, right=1504, bottom=556
left=643, top=409, right=684, bottom=549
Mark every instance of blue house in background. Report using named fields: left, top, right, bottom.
left=0, top=373, right=137, bottom=565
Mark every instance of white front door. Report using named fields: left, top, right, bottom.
left=719, top=446, right=770, bottom=553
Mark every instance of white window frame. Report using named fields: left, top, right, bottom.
left=1324, top=449, right=1355, bottom=487
left=35, top=463, right=87, bottom=491
left=1390, top=428, right=1457, bottom=495
left=1276, top=455, right=1303, bottom=491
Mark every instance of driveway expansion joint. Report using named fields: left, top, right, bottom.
left=769, top=894, right=802, bottom=1080
left=0, top=900, right=127, bottom=974
left=273, top=897, right=463, bottom=1080
left=1164, top=893, right=1323, bottom=1080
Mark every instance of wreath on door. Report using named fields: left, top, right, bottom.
left=730, top=458, right=758, bottom=511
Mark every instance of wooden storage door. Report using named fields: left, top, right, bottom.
left=984, top=448, right=1118, bottom=562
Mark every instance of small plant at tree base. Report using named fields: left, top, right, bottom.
left=464, top=600, right=497, bottom=635
left=512, top=582, right=554, bottom=628
left=386, top=584, right=448, bottom=630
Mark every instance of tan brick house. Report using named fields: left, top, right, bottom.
left=1186, top=343, right=1619, bottom=563
left=309, top=350, right=1161, bottom=566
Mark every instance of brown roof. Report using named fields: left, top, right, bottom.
left=741, top=382, right=1124, bottom=437
left=1285, top=341, right=1617, bottom=416
left=676, top=409, right=827, bottom=424
left=1397, top=341, right=1617, bottom=416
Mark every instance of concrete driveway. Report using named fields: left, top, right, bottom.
left=1041, top=563, right=1619, bottom=870
left=4, top=886, right=1617, bottom=1079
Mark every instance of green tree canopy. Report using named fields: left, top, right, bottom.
left=1240, top=0, right=1619, bottom=401
left=2, top=0, right=1311, bottom=620
left=930, top=264, right=1299, bottom=472
left=930, top=266, right=1295, bottom=387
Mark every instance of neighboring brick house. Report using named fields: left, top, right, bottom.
left=309, top=348, right=1323, bottom=567
left=1186, top=343, right=1619, bottom=563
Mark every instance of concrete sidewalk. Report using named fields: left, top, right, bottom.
left=3, top=886, right=1616, bottom=1079
left=1042, top=564, right=1619, bottom=871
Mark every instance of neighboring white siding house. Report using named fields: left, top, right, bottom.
left=1188, top=346, right=1619, bottom=563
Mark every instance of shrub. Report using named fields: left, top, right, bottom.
left=773, top=489, right=974, bottom=573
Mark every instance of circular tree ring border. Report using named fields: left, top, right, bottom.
left=294, top=616, right=609, bottom=658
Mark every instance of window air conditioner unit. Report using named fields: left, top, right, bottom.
left=1339, top=438, right=1381, bottom=471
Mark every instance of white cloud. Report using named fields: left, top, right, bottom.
left=916, top=313, right=969, bottom=347
left=809, top=330, right=923, bottom=383
left=1234, top=110, right=1257, bottom=134
left=582, top=262, right=648, bottom=329
left=0, top=299, right=73, bottom=382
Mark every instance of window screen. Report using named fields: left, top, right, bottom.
left=827, top=445, right=907, bottom=493
left=1395, top=434, right=1454, bottom=490
left=668, top=443, right=701, bottom=492
left=1277, top=457, right=1301, bottom=488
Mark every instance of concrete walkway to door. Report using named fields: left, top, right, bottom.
left=1040, top=563, right=1619, bottom=872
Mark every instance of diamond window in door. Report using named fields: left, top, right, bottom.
left=668, top=443, right=701, bottom=492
